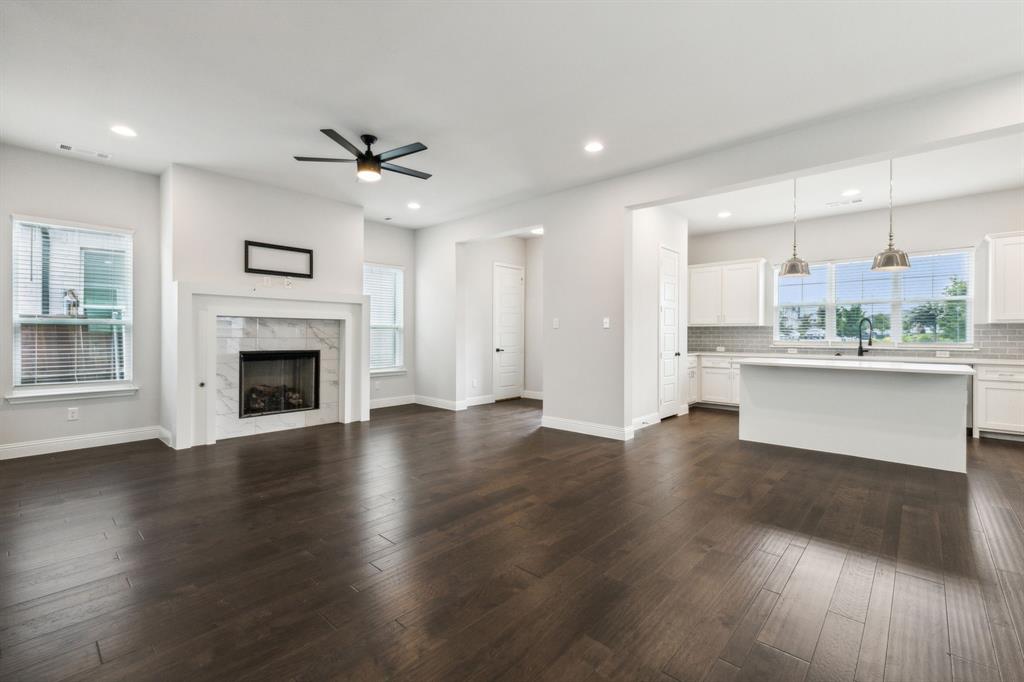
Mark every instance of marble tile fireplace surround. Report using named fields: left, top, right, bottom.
left=216, top=317, right=341, bottom=439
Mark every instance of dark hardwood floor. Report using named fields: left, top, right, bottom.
left=2, top=400, right=1024, bottom=681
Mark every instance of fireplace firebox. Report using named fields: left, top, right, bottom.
left=238, top=350, right=320, bottom=418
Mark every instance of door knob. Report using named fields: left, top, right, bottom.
left=495, top=348, right=505, bottom=352
left=674, top=352, right=681, bottom=357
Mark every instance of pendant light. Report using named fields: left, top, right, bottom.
left=871, top=159, right=911, bottom=271
left=779, top=178, right=810, bottom=277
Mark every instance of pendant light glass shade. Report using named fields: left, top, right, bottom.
left=779, top=178, right=810, bottom=277
left=871, top=160, right=910, bottom=272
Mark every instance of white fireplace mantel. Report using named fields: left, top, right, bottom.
left=163, top=281, right=370, bottom=449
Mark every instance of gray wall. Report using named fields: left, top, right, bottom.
left=364, top=221, right=416, bottom=403
left=1, top=144, right=161, bottom=446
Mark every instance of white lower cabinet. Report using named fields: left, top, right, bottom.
left=974, top=364, right=1024, bottom=435
left=687, top=356, right=700, bottom=404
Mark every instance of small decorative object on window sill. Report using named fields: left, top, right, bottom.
left=63, top=289, right=80, bottom=316
left=779, top=178, right=810, bottom=278
left=871, top=159, right=911, bottom=272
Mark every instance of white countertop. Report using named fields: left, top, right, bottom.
left=738, top=356, right=975, bottom=376
left=689, top=351, right=1023, bottom=367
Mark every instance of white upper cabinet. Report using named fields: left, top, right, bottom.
left=688, top=259, right=766, bottom=325
left=988, top=232, right=1024, bottom=322
left=688, top=267, right=723, bottom=324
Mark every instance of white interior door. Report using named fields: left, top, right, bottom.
left=659, top=247, right=682, bottom=418
left=493, top=263, right=525, bottom=400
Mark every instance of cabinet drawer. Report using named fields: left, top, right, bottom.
left=702, top=358, right=732, bottom=369
left=977, top=366, right=1024, bottom=383
left=687, top=355, right=699, bottom=369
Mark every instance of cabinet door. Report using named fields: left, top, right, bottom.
left=991, top=235, right=1024, bottom=322
left=730, top=366, right=741, bottom=404
left=689, top=267, right=722, bottom=325
left=721, top=261, right=761, bottom=324
left=687, top=368, right=700, bottom=403
left=701, top=368, right=734, bottom=403
left=975, top=381, right=1024, bottom=433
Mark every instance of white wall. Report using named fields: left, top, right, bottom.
left=689, top=188, right=1024, bottom=321
left=0, top=144, right=161, bottom=446
left=160, top=164, right=366, bottom=443
left=414, top=75, right=1023, bottom=436
left=631, top=206, right=687, bottom=423
left=458, top=237, right=527, bottom=401
left=165, top=164, right=364, bottom=295
left=524, top=237, right=543, bottom=397
left=364, top=220, right=416, bottom=404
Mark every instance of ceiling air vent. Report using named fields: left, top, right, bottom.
left=825, top=198, right=863, bottom=209
left=57, top=144, right=112, bottom=160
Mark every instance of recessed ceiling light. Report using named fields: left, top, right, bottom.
left=531, top=227, right=544, bottom=235
left=110, top=125, right=137, bottom=137
left=584, top=140, right=604, bottom=153
left=407, top=202, right=421, bottom=210
left=841, top=188, right=861, bottom=197
left=717, top=211, right=732, bottom=219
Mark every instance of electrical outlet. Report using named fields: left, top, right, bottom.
left=716, top=346, right=726, bottom=353
left=263, top=276, right=273, bottom=286
left=67, top=407, right=79, bottom=421
left=472, top=378, right=479, bottom=388
left=373, top=380, right=381, bottom=391
left=935, top=350, right=951, bottom=358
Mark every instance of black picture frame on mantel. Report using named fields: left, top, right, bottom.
left=244, top=240, right=314, bottom=279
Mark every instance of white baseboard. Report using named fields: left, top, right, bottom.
left=158, top=426, right=174, bottom=448
left=0, top=425, right=166, bottom=460
left=631, top=413, right=661, bottom=431
left=370, top=394, right=416, bottom=409
left=541, top=415, right=634, bottom=441
left=522, top=390, right=543, bottom=400
left=465, top=394, right=495, bottom=407
left=415, top=395, right=467, bottom=411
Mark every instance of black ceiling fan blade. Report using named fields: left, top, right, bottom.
left=294, top=156, right=354, bottom=162
left=381, top=163, right=431, bottom=180
left=378, top=142, right=427, bottom=162
left=320, top=129, right=363, bottom=158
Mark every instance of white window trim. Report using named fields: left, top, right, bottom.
left=6, top=381, right=140, bottom=404
left=363, top=261, right=406, bottom=373
left=772, top=246, right=977, bottom=350
left=10, top=214, right=136, bottom=390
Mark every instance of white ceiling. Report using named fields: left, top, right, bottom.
left=1, top=1, right=1021, bottom=228
left=678, top=132, right=1024, bottom=234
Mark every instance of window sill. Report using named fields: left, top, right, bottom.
left=5, top=383, right=140, bottom=404
left=370, top=368, right=407, bottom=377
left=771, top=342, right=979, bottom=352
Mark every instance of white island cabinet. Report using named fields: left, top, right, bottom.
left=738, top=357, right=974, bottom=473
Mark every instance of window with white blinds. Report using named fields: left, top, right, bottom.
left=363, top=263, right=404, bottom=371
left=774, top=248, right=973, bottom=347
left=12, top=219, right=134, bottom=386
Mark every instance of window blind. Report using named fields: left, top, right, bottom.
left=773, top=248, right=973, bottom=347
left=363, top=263, right=404, bottom=370
left=12, top=219, right=133, bottom=386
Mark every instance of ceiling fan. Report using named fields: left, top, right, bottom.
left=294, top=129, right=431, bottom=182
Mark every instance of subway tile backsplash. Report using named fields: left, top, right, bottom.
left=688, top=324, right=1024, bottom=360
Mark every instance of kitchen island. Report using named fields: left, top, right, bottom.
left=737, top=357, right=975, bottom=473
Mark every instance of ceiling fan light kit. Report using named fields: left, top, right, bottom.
left=295, top=129, right=431, bottom=183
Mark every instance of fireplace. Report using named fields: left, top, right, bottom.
left=238, top=350, right=320, bottom=418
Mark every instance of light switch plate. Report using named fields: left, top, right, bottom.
left=935, top=350, right=950, bottom=358
left=716, top=346, right=726, bottom=352
left=602, top=317, right=610, bottom=329
left=787, top=348, right=798, bottom=354
left=552, top=317, right=559, bottom=329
